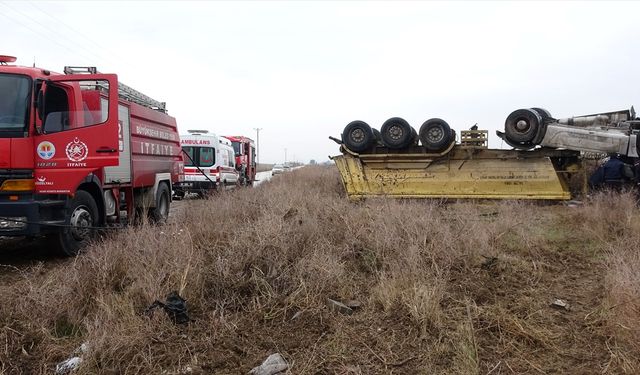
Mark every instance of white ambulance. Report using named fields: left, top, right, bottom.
left=175, top=130, right=239, bottom=197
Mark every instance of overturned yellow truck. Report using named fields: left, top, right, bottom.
left=330, top=107, right=639, bottom=200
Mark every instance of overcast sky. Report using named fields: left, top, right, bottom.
left=2, top=1, right=639, bottom=164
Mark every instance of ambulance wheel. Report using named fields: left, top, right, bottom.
left=342, top=120, right=375, bottom=153
left=56, top=190, right=99, bottom=257
left=149, top=183, right=170, bottom=224
left=504, top=108, right=542, bottom=145
left=420, top=118, right=452, bottom=152
left=381, top=117, right=413, bottom=149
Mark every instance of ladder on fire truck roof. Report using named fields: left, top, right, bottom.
left=63, top=66, right=167, bottom=113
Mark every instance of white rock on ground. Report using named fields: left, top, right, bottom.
left=249, top=353, right=289, bottom=375
left=55, top=342, right=90, bottom=374
left=55, top=357, right=82, bottom=374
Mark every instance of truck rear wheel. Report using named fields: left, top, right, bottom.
left=381, top=117, right=413, bottom=149
left=420, top=118, right=452, bottom=152
left=505, top=108, right=542, bottom=145
left=56, top=190, right=99, bottom=257
left=149, top=183, right=170, bottom=224
left=342, top=120, right=375, bottom=153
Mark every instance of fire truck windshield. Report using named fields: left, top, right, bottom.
left=231, top=141, right=242, bottom=156
left=0, top=74, right=30, bottom=136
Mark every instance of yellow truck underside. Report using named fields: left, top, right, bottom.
left=332, top=146, right=582, bottom=200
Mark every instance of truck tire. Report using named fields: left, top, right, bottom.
left=149, top=183, right=170, bottom=224
left=420, top=118, right=452, bottom=152
left=505, top=108, right=542, bottom=145
left=530, top=108, right=552, bottom=145
left=56, top=190, right=99, bottom=257
left=342, top=120, right=375, bottom=153
left=381, top=117, right=413, bottom=149
left=531, top=107, right=553, bottom=122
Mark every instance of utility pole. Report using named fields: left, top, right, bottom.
left=284, top=148, right=287, bottom=164
left=253, top=127, right=262, bottom=165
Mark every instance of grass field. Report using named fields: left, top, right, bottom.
left=0, top=166, right=638, bottom=374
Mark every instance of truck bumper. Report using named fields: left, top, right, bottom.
left=0, top=197, right=66, bottom=236
left=174, top=181, right=218, bottom=194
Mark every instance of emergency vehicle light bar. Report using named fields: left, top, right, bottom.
left=64, top=66, right=97, bottom=74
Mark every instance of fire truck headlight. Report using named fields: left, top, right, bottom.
left=0, top=179, right=35, bottom=192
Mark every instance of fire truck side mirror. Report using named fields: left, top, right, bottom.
left=35, top=89, right=45, bottom=134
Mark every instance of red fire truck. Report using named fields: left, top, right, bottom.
left=224, top=135, right=256, bottom=185
left=0, top=56, right=183, bottom=256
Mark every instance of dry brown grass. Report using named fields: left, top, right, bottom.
left=574, top=191, right=640, bottom=372
left=0, top=166, right=638, bottom=374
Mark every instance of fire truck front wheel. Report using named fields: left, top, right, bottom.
left=149, top=183, right=170, bottom=224
left=56, top=190, right=99, bottom=257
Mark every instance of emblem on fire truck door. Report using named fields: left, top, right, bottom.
left=65, top=138, right=89, bottom=162
left=36, top=141, right=56, bottom=160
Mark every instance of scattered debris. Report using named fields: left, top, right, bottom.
left=326, top=298, right=353, bottom=315
left=344, top=300, right=362, bottom=310
left=162, top=365, right=202, bottom=374
left=564, top=200, right=583, bottom=207
left=479, top=211, right=499, bottom=217
left=56, top=357, right=82, bottom=374
left=291, top=310, right=303, bottom=320
left=283, top=207, right=298, bottom=221
left=55, top=342, right=90, bottom=374
left=145, top=291, right=190, bottom=324
left=481, top=255, right=498, bottom=270
left=78, top=343, right=90, bottom=354
left=551, top=299, right=570, bottom=310
left=249, top=353, right=288, bottom=375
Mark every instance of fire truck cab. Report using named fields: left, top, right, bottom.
left=0, top=56, right=183, bottom=256
left=224, top=135, right=256, bottom=186
left=175, top=130, right=238, bottom=197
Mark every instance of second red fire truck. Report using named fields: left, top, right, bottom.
left=224, top=135, right=257, bottom=186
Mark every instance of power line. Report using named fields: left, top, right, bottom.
left=26, top=1, right=123, bottom=65
left=0, top=4, right=97, bottom=63
left=0, top=2, right=116, bottom=66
